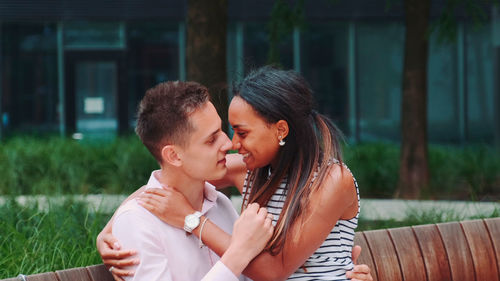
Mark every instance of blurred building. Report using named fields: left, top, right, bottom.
left=0, top=0, right=498, bottom=143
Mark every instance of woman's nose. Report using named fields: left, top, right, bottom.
left=231, top=135, right=241, bottom=150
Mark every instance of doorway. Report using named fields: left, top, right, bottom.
left=65, top=51, right=127, bottom=137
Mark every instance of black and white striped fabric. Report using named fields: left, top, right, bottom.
left=242, top=162, right=360, bottom=281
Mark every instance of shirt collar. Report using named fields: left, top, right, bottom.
left=146, top=170, right=218, bottom=215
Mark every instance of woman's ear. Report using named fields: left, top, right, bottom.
left=161, top=145, right=182, bottom=167
left=276, top=120, right=289, bottom=140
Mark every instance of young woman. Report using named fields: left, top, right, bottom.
left=98, top=66, right=372, bottom=281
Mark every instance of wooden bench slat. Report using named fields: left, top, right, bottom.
left=364, top=229, right=403, bottom=281
left=461, top=220, right=500, bottom=281
left=412, top=223, right=452, bottom=281
left=25, top=272, right=58, bottom=281
left=354, top=232, right=379, bottom=281
left=86, top=264, right=114, bottom=281
left=388, top=226, right=427, bottom=281
left=55, top=267, right=92, bottom=281
left=484, top=217, right=500, bottom=277
left=437, top=221, right=475, bottom=281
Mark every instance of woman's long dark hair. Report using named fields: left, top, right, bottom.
left=234, top=66, right=344, bottom=256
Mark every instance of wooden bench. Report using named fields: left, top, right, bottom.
left=355, top=217, right=500, bottom=281
left=2, top=217, right=499, bottom=281
left=1, top=265, right=114, bottom=281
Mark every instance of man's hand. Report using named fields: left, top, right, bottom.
left=346, top=245, right=373, bottom=281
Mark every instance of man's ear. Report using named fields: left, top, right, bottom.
left=276, top=120, right=289, bottom=139
left=161, top=145, right=182, bottom=167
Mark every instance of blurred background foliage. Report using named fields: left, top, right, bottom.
left=0, top=136, right=497, bottom=200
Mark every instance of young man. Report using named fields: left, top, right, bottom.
left=110, top=81, right=273, bottom=281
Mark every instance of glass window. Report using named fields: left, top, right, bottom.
left=243, top=23, right=293, bottom=72
left=357, top=22, right=404, bottom=141
left=126, top=22, right=179, bottom=128
left=301, top=23, right=349, bottom=133
left=466, top=24, right=495, bottom=142
left=64, top=21, right=125, bottom=49
left=427, top=32, right=459, bottom=142
left=1, top=23, right=58, bottom=134
left=226, top=22, right=241, bottom=87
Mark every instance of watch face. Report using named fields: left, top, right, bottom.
left=186, top=214, right=200, bottom=228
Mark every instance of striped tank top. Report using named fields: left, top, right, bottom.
left=242, top=161, right=360, bottom=280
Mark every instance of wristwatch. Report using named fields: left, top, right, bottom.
left=183, top=211, right=203, bottom=233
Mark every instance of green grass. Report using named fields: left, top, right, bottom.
left=0, top=198, right=110, bottom=279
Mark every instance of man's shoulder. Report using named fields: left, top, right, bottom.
left=114, top=199, right=158, bottom=227
left=112, top=198, right=179, bottom=243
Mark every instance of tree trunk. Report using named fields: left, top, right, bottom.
left=396, top=0, right=431, bottom=199
left=186, top=0, right=229, bottom=132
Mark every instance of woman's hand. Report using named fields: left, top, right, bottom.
left=230, top=203, right=274, bottom=258
left=220, top=203, right=274, bottom=276
left=137, top=186, right=195, bottom=229
left=96, top=231, right=138, bottom=281
left=346, top=245, right=373, bottom=281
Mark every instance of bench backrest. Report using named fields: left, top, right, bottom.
left=2, top=217, right=499, bottom=281
left=2, top=265, right=114, bottom=281
left=354, top=217, right=500, bottom=281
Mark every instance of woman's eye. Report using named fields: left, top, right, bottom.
left=237, top=132, right=246, bottom=137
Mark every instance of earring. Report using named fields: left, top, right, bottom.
left=279, top=137, right=285, bottom=146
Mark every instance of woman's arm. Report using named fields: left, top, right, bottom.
left=140, top=165, right=360, bottom=281
left=217, top=165, right=358, bottom=280
left=95, top=155, right=246, bottom=281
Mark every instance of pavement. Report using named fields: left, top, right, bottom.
left=1, top=195, right=498, bottom=221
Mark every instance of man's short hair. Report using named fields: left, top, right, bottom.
left=135, top=81, right=210, bottom=163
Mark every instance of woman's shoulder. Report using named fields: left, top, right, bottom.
left=319, top=161, right=356, bottom=199
left=326, top=160, right=354, bottom=183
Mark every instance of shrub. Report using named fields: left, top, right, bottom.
left=0, top=136, right=158, bottom=195
left=344, top=142, right=499, bottom=200
left=0, top=136, right=498, bottom=200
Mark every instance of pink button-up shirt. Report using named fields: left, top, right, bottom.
left=113, top=170, right=250, bottom=281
